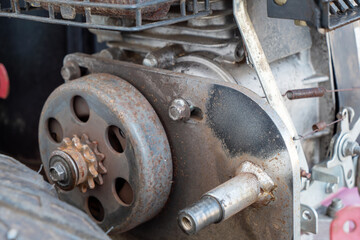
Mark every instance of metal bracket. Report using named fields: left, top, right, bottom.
left=311, top=165, right=340, bottom=184
left=233, top=1, right=305, bottom=237
left=301, top=204, right=318, bottom=234
left=326, top=108, right=358, bottom=187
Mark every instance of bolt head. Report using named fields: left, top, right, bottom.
left=143, top=56, right=158, bottom=67
left=169, top=98, right=191, bottom=121
left=49, top=162, right=67, bottom=182
left=61, top=62, right=81, bottom=82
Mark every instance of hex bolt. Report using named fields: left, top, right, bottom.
left=169, top=98, right=191, bottom=121
left=49, top=161, right=68, bottom=182
left=143, top=56, right=158, bottom=67
left=61, top=61, right=81, bottom=82
left=326, top=198, right=343, bottom=218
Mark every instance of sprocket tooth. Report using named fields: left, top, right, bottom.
left=81, top=134, right=90, bottom=144
left=80, top=184, right=87, bottom=193
left=92, top=141, right=105, bottom=160
left=60, top=138, right=72, bottom=148
left=82, top=145, right=96, bottom=162
left=72, top=135, right=82, bottom=150
left=98, top=162, right=107, bottom=174
left=89, top=165, right=98, bottom=177
left=57, top=134, right=107, bottom=193
left=98, top=153, right=105, bottom=161
left=88, top=177, right=95, bottom=189
left=95, top=175, right=104, bottom=185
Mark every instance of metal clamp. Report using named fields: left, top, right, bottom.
left=325, top=108, right=359, bottom=187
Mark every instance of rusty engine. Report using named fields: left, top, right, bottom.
left=1, top=0, right=360, bottom=239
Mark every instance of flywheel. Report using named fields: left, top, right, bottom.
left=39, top=73, right=172, bottom=233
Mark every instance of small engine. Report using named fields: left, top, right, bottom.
left=1, top=0, right=360, bottom=239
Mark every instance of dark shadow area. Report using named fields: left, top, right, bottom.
left=0, top=10, right=105, bottom=169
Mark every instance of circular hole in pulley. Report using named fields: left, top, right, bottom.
left=107, top=126, right=126, bottom=153
left=72, top=96, right=90, bottom=122
left=114, top=178, right=134, bottom=205
left=47, top=118, right=63, bottom=143
left=87, top=196, right=105, bottom=222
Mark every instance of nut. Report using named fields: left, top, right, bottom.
left=49, top=161, right=67, bottom=182
left=143, top=55, right=158, bottom=67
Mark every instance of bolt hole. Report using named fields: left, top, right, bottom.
left=302, top=210, right=312, bottom=221
left=235, top=44, right=244, bottom=61
left=181, top=216, right=193, bottom=231
left=190, top=107, right=203, bottom=121
left=107, top=126, right=126, bottom=153
left=47, top=118, right=63, bottom=143
left=87, top=196, right=105, bottom=222
left=72, top=96, right=90, bottom=122
left=347, top=169, right=353, bottom=179
left=343, top=220, right=356, bottom=233
left=114, top=178, right=134, bottom=205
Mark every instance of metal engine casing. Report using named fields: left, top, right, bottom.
left=35, top=0, right=340, bottom=239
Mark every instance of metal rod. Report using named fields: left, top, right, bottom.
left=193, top=0, right=198, bottom=14
left=285, top=87, right=326, bottom=100
left=84, top=0, right=91, bottom=23
left=205, top=0, right=210, bottom=11
left=180, top=0, right=186, bottom=16
left=48, top=4, right=55, bottom=19
left=294, top=118, right=344, bottom=140
left=136, top=0, right=142, bottom=27
left=178, top=173, right=260, bottom=235
left=12, top=0, right=20, bottom=13
left=284, top=87, right=360, bottom=100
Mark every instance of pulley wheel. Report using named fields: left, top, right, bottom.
left=39, top=73, right=172, bottom=233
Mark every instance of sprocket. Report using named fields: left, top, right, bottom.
left=58, top=134, right=107, bottom=193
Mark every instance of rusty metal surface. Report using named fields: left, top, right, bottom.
left=39, top=74, right=172, bottom=233
left=55, top=53, right=299, bottom=239
left=26, top=0, right=172, bottom=20
left=233, top=0, right=303, bottom=236
left=51, top=134, right=107, bottom=192
left=285, top=87, right=326, bottom=100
